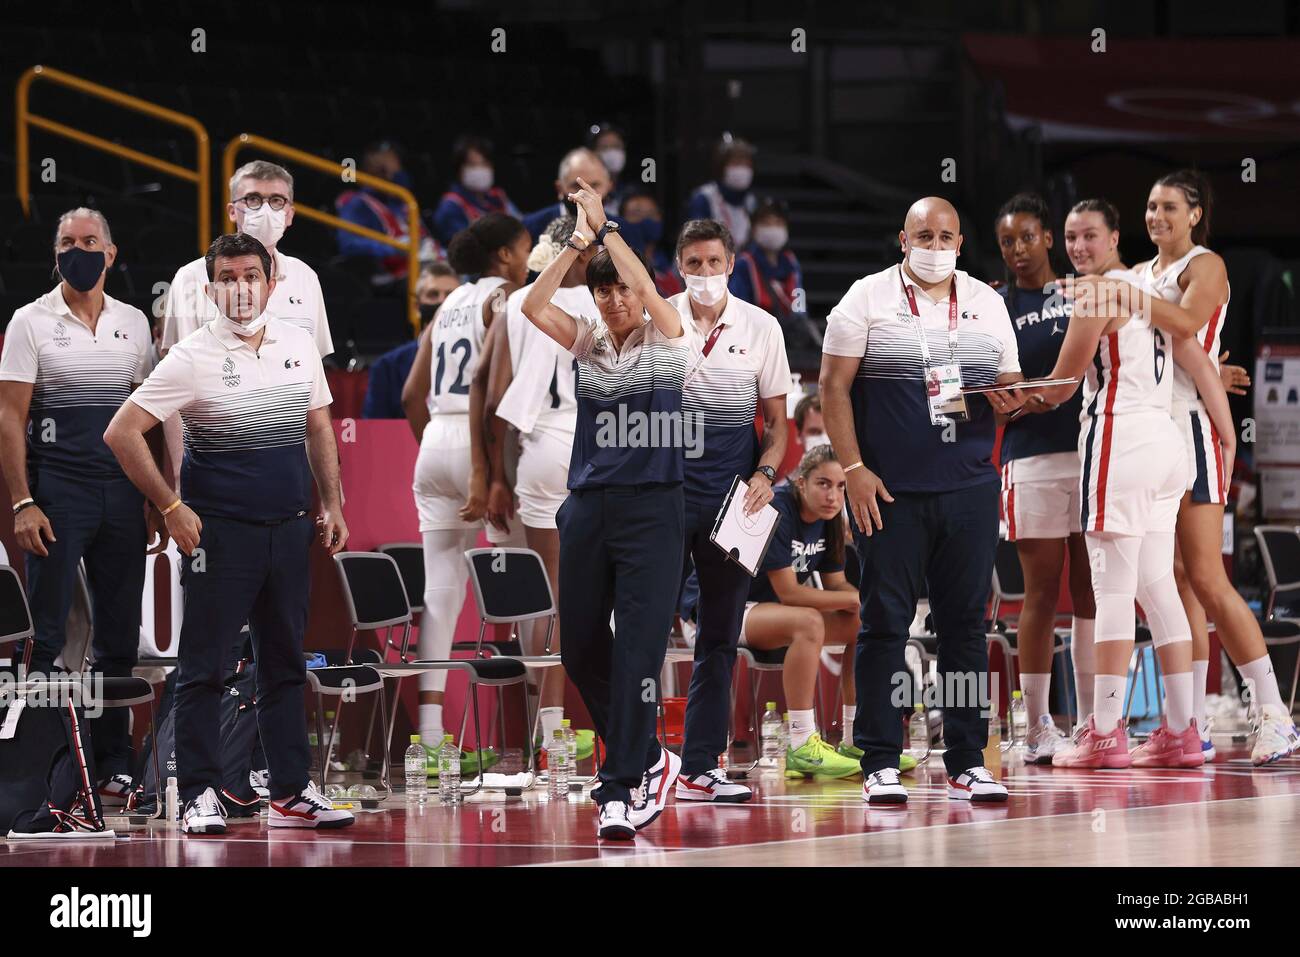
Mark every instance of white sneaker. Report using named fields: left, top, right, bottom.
left=249, top=769, right=270, bottom=799
left=948, top=766, right=1008, bottom=802
left=1023, top=715, right=1070, bottom=765
left=97, top=773, right=134, bottom=808
left=1252, top=706, right=1300, bottom=767
left=181, top=787, right=228, bottom=834
left=1200, top=716, right=1217, bottom=763
left=597, top=800, right=635, bottom=841
left=268, top=784, right=356, bottom=829
left=675, top=767, right=753, bottom=803
left=862, top=768, right=908, bottom=805
left=628, top=747, right=682, bottom=830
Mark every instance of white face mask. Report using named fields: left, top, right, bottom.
left=753, top=225, right=788, bottom=251
left=461, top=165, right=494, bottom=192
left=240, top=205, right=286, bottom=250
left=599, top=148, right=626, bottom=175
left=802, top=431, right=831, bottom=450
left=907, top=245, right=958, bottom=283
left=684, top=272, right=729, bottom=307
left=722, top=164, right=753, bottom=192
left=207, top=282, right=271, bottom=338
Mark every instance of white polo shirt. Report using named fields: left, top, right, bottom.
left=669, top=290, right=790, bottom=503
left=823, top=264, right=1019, bottom=493
left=130, top=315, right=332, bottom=521
left=160, top=249, right=334, bottom=357
left=0, top=285, right=152, bottom=481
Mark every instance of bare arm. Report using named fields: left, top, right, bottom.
left=104, top=401, right=202, bottom=554
left=742, top=394, right=787, bottom=515
left=768, top=567, right=859, bottom=612
left=0, top=381, right=56, bottom=556
left=471, top=318, right=504, bottom=528
left=401, top=323, right=434, bottom=442
left=1035, top=308, right=1113, bottom=407
left=570, top=179, right=682, bottom=339
left=819, top=352, right=892, bottom=535
left=305, top=406, right=347, bottom=554
left=1147, top=254, right=1230, bottom=341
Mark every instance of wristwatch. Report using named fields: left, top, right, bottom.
left=596, top=220, right=621, bottom=244
left=754, top=465, right=776, bottom=483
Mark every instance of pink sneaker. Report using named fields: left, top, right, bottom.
left=1130, top=719, right=1205, bottom=769
left=1051, top=717, right=1131, bottom=769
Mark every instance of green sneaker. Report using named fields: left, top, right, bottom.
left=424, top=744, right=500, bottom=778
left=534, top=728, right=596, bottom=761
left=837, top=739, right=919, bottom=774
left=785, top=733, right=862, bottom=779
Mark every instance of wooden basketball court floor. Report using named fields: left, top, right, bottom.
left=4, top=736, right=1299, bottom=867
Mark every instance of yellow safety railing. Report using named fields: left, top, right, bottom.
left=223, top=133, right=421, bottom=334
left=15, top=65, right=211, bottom=255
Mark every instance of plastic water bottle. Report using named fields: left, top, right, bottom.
left=404, top=734, right=427, bottom=803
left=165, top=776, right=179, bottom=824
left=908, top=704, right=930, bottom=764
left=438, top=734, right=462, bottom=806
left=1009, top=690, right=1029, bottom=749
left=546, top=730, right=570, bottom=798
left=761, top=701, right=782, bottom=768
left=561, top=718, right=577, bottom=773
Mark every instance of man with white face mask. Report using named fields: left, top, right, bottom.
left=667, top=218, right=791, bottom=803
left=819, top=197, right=1027, bottom=807
left=687, top=136, right=758, bottom=247
left=105, top=233, right=351, bottom=835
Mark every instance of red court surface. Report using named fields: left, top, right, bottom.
left=5, top=738, right=1299, bottom=867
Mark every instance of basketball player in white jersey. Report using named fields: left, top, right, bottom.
left=401, top=213, right=531, bottom=761
left=481, top=216, right=599, bottom=750
left=1035, top=197, right=1235, bottom=769
left=1134, top=171, right=1298, bottom=765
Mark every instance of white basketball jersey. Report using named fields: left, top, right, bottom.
left=1140, top=245, right=1229, bottom=404
left=1079, top=269, right=1173, bottom=421
left=502, top=282, right=596, bottom=441
left=428, top=275, right=507, bottom=416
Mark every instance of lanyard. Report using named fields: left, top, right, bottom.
left=684, top=318, right=727, bottom=387
left=901, top=265, right=959, bottom=364
left=701, top=321, right=726, bottom=357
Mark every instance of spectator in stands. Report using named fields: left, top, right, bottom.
left=0, top=208, right=159, bottom=807
left=362, top=263, right=460, bottom=419
left=336, top=141, right=439, bottom=290
left=522, top=148, right=613, bottom=243
left=794, top=393, right=828, bottom=450
left=431, top=135, right=521, bottom=249
left=162, top=159, right=333, bottom=483
left=730, top=199, right=806, bottom=332
left=588, top=122, right=631, bottom=217
left=618, top=189, right=681, bottom=298
left=687, top=134, right=758, bottom=247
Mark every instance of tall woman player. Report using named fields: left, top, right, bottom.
left=993, top=193, right=1095, bottom=761
left=1042, top=198, right=1235, bottom=769
left=401, top=213, right=531, bottom=763
left=1134, top=171, right=1298, bottom=765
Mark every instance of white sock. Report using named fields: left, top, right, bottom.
left=789, top=709, right=816, bottom=750
left=1020, top=673, right=1051, bottom=723
left=1072, top=617, right=1096, bottom=719
left=1163, top=671, right=1194, bottom=730
left=1239, top=654, right=1285, bottom=710
left=1094, top=674, right=1127, bottom=733
left=842, top=705, right=856, bottom=738
left=419, top=704, right=444, bottom=747
left=1192, top=659, right=1209, bottom=725
left=539, top=706, right=564, bottom=742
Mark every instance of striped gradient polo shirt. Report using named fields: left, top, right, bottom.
left=0, top=285, right=153, bottom=481
left=128, top=315, right=332, bottom=521
left=566, top=314, right=695, bottom=489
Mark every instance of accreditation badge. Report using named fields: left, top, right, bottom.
left=925, top=362, right=969, bottom=425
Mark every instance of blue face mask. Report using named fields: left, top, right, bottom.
left=56, top=247, right=105, bottom=292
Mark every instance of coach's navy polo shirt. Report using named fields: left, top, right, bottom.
left=566, top=314, right=694, bottom=490
left=822, top=265, right=1020, bottom=494
left=998, top=283, right=1081, bottom=464
left=129, top=315, right=332, bottom=522
left=671, top=291, right=791, bottom=505
left=0, top=285, right=153, bottom=482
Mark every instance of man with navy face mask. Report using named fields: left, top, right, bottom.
left=0, top=209, right=159, bottom=807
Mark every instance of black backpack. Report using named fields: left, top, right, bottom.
left=4, top=698, right=108, bottom=836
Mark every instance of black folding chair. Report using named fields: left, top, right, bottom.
left=379, top=541, right=514, bottom=656
left=1253, top=525, right=1300, bottom=711
left=305, top=662, right=392, bottom=797
left=0, top=565, right=34, bottom=664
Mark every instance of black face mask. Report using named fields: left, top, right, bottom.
left=418, top=303, right=439, bottom=328
left=56, top=248, right=106, bottom=292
